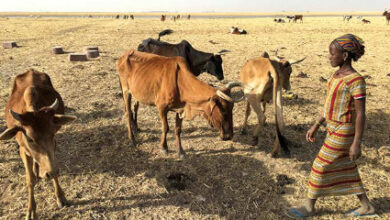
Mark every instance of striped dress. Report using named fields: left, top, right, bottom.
left=308, top=72, right=367, bottom=199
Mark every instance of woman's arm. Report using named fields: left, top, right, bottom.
left=306, top=116, right=326, bottom=143
left=349, top=98, right=366, bottom=161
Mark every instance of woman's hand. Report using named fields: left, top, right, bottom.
left=306, top=124, right=320, bottom=143
left=349, top=143, right=361, bottom=161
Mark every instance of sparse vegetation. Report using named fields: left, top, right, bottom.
left=0, top=16, right=389, bottom=219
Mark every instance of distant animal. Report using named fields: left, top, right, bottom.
left=187, top=14, right=191, bottom=20
left=176, top=14, right=181, bottom=19
left=228, top=51, right=305, bottom=157
left=383, top=9, right=390, bottom=24
left=356, top=16, right=362, bottom=21
left=116, top=15, right=120, bottom=19
left=161, top=15, right=166, bottom=21
left=172, top=16, right=177, bottom=22
left=293, top=15, right=303, bottom=23
left=0, top=69, right=76, bottom=219
left=116, top=50, right=241, bottom=158
left=343, top=15, right=352, bottom=22
left=362, top=19, right=371, bottom=24
left=286, top=15, right=294, bottom=22
left=123, top=15, right=128, bottom=19
left=274, top=18, right=285, bottom=23
left=130, top=15, right=134, bottom=20
left=138, top=29, right=227, bottom=80
left=230, top=26, right=247, bottom=34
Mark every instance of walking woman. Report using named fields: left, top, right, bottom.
left=286, top=34, right=377, bottom=218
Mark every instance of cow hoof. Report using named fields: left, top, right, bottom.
left=129, top=141, right=137, bottom=148
left=26, top=211, right=37, bottom=220
left=178, top=153, right=186, bottom=159
left=161, top=148, right=168, bottom=155
left=267, top=152, right=277, bottom=158
left=57, top=199, right=70, bottom=209
left=250, top=137, right=258, bottom=146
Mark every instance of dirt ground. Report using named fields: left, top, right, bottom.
left=0, top=16, right=389, bottom=219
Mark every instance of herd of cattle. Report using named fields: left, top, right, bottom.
left=343, top=9, right=390, bottom=24
left=109, top=11, right=390, bottom=24
left=0, top=28, right=306, bottom=218
left=2, top=10, right=389, bottom=218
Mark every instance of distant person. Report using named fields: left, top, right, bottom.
left=286, top=34, right=377, bottom=218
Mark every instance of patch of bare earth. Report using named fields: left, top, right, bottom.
left=0, top=17, right=389, bottom=219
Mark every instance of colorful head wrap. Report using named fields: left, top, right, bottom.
left=332, top=34, right=365, bottom=61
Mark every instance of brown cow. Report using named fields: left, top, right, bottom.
left=161, top=15, right=166, bottom=21
left=362, top=18, right=371, bottom=24
left=228, top=52, right=305, bottom=157
left=293, top=15, right=303, bottom=23
left=0, top=69, right=76, bottom=220
left=383, top=10, right=390, bottom=24
left=187, top=14, right=191, bottom=20
left=117, top=50, right=240, bottom=158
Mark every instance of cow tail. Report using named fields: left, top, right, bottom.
left=269, top=67, right=289, bottom=154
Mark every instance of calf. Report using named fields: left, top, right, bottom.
left=0, top=69, right=76, bottom=220
left=229, top=52, right=305, bottom=156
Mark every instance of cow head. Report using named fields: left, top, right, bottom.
left=203, top=89, right=235, bottom=140
left=383, top=9, right=388, bottom=16
left=202, top=54, right=224, bottom=80
left=269, top=51, right=306, bottom=91
left=0, top=99, right=76, bottom=179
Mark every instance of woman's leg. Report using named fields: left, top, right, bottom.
left=346, top=193, right=375, bottom=216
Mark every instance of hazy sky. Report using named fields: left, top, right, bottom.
left=1, top=0, right=389, bottom=12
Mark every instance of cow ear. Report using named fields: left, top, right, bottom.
left=0, top=127, right=22, bottom=140
left=53, top=114, right=77, bottom=125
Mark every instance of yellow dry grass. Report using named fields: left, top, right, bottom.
left=0, top=16, right=389, bottom=219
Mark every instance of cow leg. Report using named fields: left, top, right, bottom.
left=261, top=101, right=267, bottom=125
left=158, top=107, right=169, bottom=154
left=240, top=100, right=251, bottom=135
left=123, top=91, right=137, bottom=147
left=52, top=176, right=68, bottom=208
left=246, top=95, right=265, bottom=146
left=20, top=147, right=37, bottom=220
left=133, top=101, right=140, bottom=131
left=32, top=160, right=40, bottom=183
left=175, top=113, right=185, bottom=158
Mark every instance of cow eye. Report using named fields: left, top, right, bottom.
left=25, top=135, right=34, bottom=143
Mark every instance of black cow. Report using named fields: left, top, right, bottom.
left=137, top=29, right=226, bottom=80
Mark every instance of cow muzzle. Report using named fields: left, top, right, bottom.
left=221, top=132, right=233, bottom=141
left=41, top=169, right=59, bottom=179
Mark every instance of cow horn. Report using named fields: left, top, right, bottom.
left=272, top=49, right=281, bottom=62
left=216, top=49, right=230, bottom=55
left=289, top=57, right=306, bottom=65
left=10, top=110, right=22, bottom=122
left=225, top=82, right=242, bottom=89
left=216, top=90, right=233, bottom=102
left=49, top=98, right=59, bottom=110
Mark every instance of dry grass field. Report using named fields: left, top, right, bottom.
left=0, top=15, right=389, bottom=219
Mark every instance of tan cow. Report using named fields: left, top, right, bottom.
left=117, top=50, right=240, bottom=158
left=0, top=69, right=76, bottom=220
left=229, top=52, right=305, bottom=157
